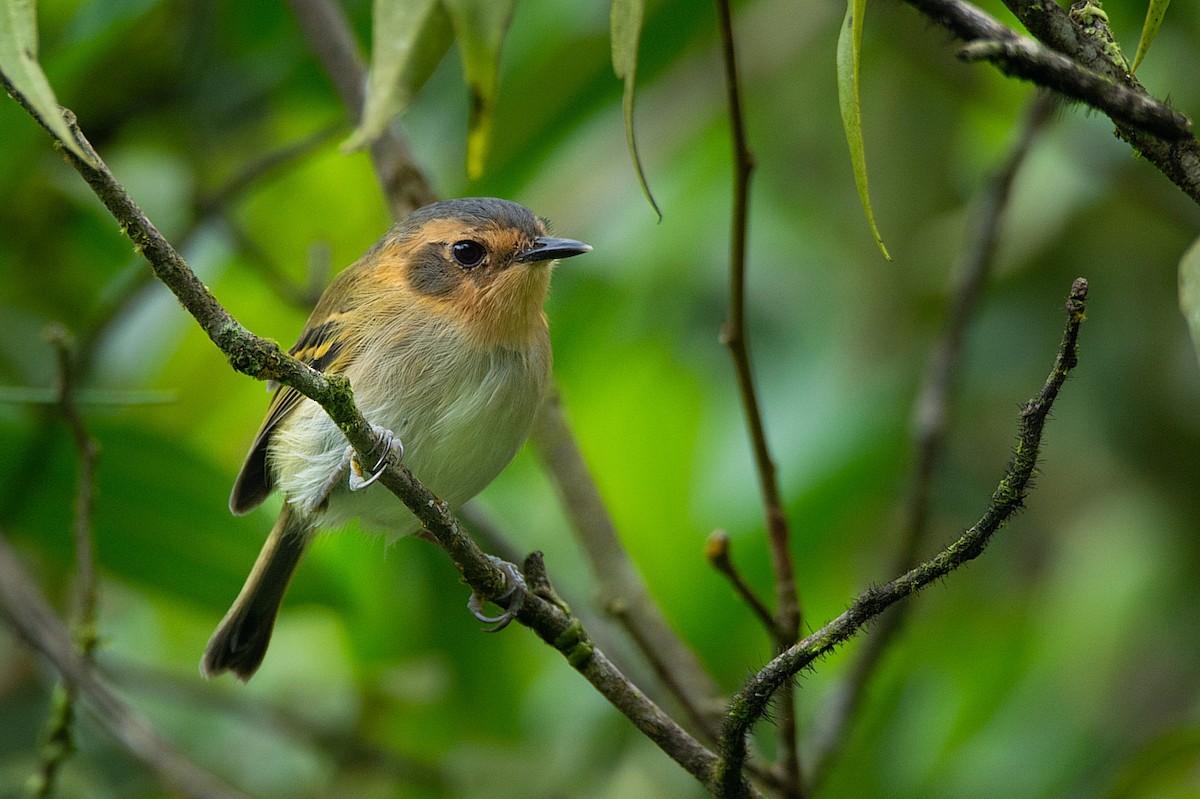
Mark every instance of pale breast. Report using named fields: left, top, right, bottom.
left=272, top=324, right=551, bottom=537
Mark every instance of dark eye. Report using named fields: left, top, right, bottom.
left=451, top=240, right=486, bottom=268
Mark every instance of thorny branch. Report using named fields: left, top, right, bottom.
left=809, top=90, right=1057, bottom=785
left=716, top=278, right=1090, bottom=798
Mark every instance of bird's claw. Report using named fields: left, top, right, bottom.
left=468, top=556, right=527, bottom=632
left=348, top=424, right=405, bottom=491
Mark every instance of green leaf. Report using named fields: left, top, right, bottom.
left=441, top=0, right=517, bottom=179
left=1178, top=233, right=1200, bottom=368
left=835, top=0, right=890, bottom=260
left=344, top=0, right=454, bottom=152
left=610, top=0, right=660, bottom=219
left=0, top=0, right=97, bottom=166
left=1130, top=0, right=1170, bottom=73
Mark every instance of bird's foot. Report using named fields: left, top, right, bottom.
left=348, top=424, right=405, bottom=491
left=467, top=556, right=527, bottom=632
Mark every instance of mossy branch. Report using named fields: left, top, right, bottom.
left=0, top=72, right=737, bottom=797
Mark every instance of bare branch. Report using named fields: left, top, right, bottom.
left=714, top=0, right=804, bottom=793
left=706, top=531, right=778, bottom=637
left=717, top=278, right=1090, bottom=799
left=957, top=39, right=1187, bottom=139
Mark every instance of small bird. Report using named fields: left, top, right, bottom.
left=201, top=198, right=591, bottom=680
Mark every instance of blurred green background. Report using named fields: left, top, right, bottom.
left=2, top=0, right=1200, bottom=797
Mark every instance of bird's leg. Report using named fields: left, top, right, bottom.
left=348, top=424, right=405, bottom=491
left=468, top=555, right=527, bottom=632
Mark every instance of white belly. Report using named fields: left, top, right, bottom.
left=269, top=332, right=550, bottom=537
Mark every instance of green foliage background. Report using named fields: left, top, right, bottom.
left=2, top=0, right=1200, bottom=797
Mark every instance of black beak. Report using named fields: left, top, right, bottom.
left=516, top=236, right=592, bottom=263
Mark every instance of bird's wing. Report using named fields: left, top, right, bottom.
left=228, top=315, right=355, bottom=515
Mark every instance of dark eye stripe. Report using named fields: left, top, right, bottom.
left=408, top=242, right=460, bottom=297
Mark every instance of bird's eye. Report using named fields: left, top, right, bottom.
left=451, top=240, right=486, bottom=268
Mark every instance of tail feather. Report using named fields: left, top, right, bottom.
left=201, top=505, right=311, bottom=681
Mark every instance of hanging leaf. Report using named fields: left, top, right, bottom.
left=0, top=0, right=96, bottom=166
left=441, top=0, right=517, bottom=179
left=345, top=0, right=454, bottom=152
left=611, top=0, right=660, bottom=219
left=835, top=0, right=890, bottom=260
left=1130, top=0, right=1170, bottom=73
left=1178, top=234, right=1200, bottom=369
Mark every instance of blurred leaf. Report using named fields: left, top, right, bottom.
left=611, top=0, right=660, bottom=219
left=1130, top=0, right=1170, bottom=73
left=1178, top=233, right=1200, bottom=368
left=441, top=0, right=516, bottom=179
left=345, top=0, right=454, bottom=152
left=0, top=0, right=97, bottom=166
left=1102, top=727, right=1200, bottom=799
left=836, top=0, right=890, bottom=260
left=4, top=418, right=343, bottom=612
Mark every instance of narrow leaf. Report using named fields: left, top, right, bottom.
left=611, top=0, right=660, bottom=219
left=835, top=0, right=890, bottom=260
left=1178, top=234, right=1200, bottom=369
left=345, top=0, right=454, bottom=152
left=441, top=0, right=517, bottom=179
left=1130, top=0, right=1170, bottom=73
left=0, top=0, right=96, bottom=166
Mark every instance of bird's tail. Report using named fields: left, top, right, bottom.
left=201, top=504, right=311, bottom=681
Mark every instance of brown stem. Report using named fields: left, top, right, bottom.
left=714, top=0, right=804, bottom=794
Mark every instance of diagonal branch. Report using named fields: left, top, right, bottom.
left=716, top=277, right=1090, bottom=799
left=1, top=75, right=741, bottom=798
left=809, top=90, right=1056, bottom=785
left=901, top=0, right=1200, bottom=205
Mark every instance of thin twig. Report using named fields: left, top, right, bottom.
left=0, top=529, right=250, bottom=799
left=903, top=0, right=1200, bottom=205
left=717, top=278, right=1090, bottom=799
left=27, top=329, right=103, bottom=799
left=714, top=0, right=804, bottom=794
left=808, top=90, right=1056, bottom=786
left=706, top=531, right=778, bottom=637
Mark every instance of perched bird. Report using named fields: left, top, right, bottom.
left=201, top=198, right=590, bottom=680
